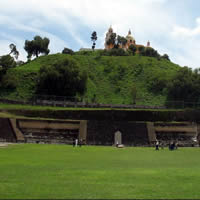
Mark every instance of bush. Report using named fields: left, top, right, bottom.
left=1, top=73, right=17, bottom=89
left=62, top=48, right=74, bottom=55
left=75, top=50, right=93, bottom=56
left=37, top=57, right=87, bottom=97
left=138, top=46, right=145, bottom=56
left=0, top=55, right=17, bottom=83
left=100, top=48, right=129, bottom=56
left=167, top=67, right=200, bottom=103
left=161, top=54, right=170, bottom=61
left=0, top=55, right=16, bottom=69
left=129, top=45, right=137, bottom=55
left=138, top=47, right=160, bottom=59
left=147, top=73, right=169, bottom=94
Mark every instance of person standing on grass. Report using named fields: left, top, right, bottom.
left=175, top=141, right=178, bottom=150
left=155, top=140, right=159, bottom=150
left=75, top=138, right=78, bottom=147
left=169, top=141, right=175, bottom=150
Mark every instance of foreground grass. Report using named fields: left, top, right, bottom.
left=0, top=144, right=200, bottom=199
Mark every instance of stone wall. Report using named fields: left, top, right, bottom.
left=86, top=120, right=149, bottom=146
left=0, top=116, right=199, bottom=146
left=7, top=109, right=200, bottom=122
left=154, top=122, right=198, bottom=146
left=0, top=118, right=17, bottom=142
left=17, top=119, right=81, bottom=144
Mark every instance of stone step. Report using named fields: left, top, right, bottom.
left=9, top=119, right=25, bottom=141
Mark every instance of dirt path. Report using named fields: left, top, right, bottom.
left=0, top=143, right=11, bottom=147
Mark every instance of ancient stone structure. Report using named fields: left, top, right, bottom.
left=105, top=26, right=150, bottom=50
left=0, top=117, right=199, bottom=147
left=0, top=118, right=17, bottom=142
left=153, top=122, right=198, bottom=147
left=114, top=131, right=122, bottom=145
left=87, top=121, right=149, bottom=146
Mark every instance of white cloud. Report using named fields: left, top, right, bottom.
left=0, top=0, right=170, bottom=37
left=171, top=26, right=200, bottom=38
left=169, top=17, right=200, bottom=68
left=0, top=40, right=12, bottom=56
left=0, top=33, right=27, bottom=61
left=0, top=0, right=200, bottom=68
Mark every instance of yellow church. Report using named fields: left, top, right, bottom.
left=105, top=26, right=150, bottom=50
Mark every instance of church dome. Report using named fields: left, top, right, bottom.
left=126, top=30, right=135, bottom=42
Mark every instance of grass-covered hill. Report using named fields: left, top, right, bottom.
left=0, top=53, right=180, bottom=105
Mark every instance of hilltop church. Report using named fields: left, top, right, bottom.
left=105, top=26, right=150, bottom=50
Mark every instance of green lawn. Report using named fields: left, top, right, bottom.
left=0, top=144, right=200, bottom=199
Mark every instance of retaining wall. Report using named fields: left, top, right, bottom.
left=87, top=120, right=149, bottom=146
left=0, top=118, right=17, bottom=142
left=0, top=115, right=200, bottom=146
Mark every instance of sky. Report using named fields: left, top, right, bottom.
left=0, top=0, right=200, bottom=68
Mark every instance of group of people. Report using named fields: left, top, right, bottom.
left=168, top=141, right=178, bottom=150
left=155, top=140, right=178, bottom=150
left=72, top=138, right=83, bottom=147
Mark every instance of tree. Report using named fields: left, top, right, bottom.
left=108, top=48, right=128, bottom=56
left=129, top=44, right=137, bottom=55
left=117, top=35, right=127, bottom=47
left=0, top=55, right=16, bottom=70
left=161, top=54, right=170, bottom=61
left=62, top=48, right=74, bottom=55
left=1, top=73, right=17, bottom=89
left=37, top=57, right=87, bottom=97
left=24, top=36, right=50, bottom=59
left=9, top=44, right=19, bottom=60
left=167, top=66, right=200, bottom=103
left=138, top=46, right=145, bottom=56
left=91, top=31, right=97, bottom=50
left=138, top=46, right=160, bottom=58
left=145, top=47, right=160, bottom=58
left=0, top=55, right=16, bottom=82
left=147, top=71, right=169, bottom=94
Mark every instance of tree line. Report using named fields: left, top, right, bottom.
left=0, top=35, right=88, bottom=99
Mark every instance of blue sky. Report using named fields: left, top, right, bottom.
left=0, top=0, right=200, bottom=68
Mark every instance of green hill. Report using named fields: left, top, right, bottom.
left=0, top=53, right=180, bottom=105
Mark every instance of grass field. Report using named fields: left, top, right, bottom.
left=0, top=144, right=200, bottom=199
